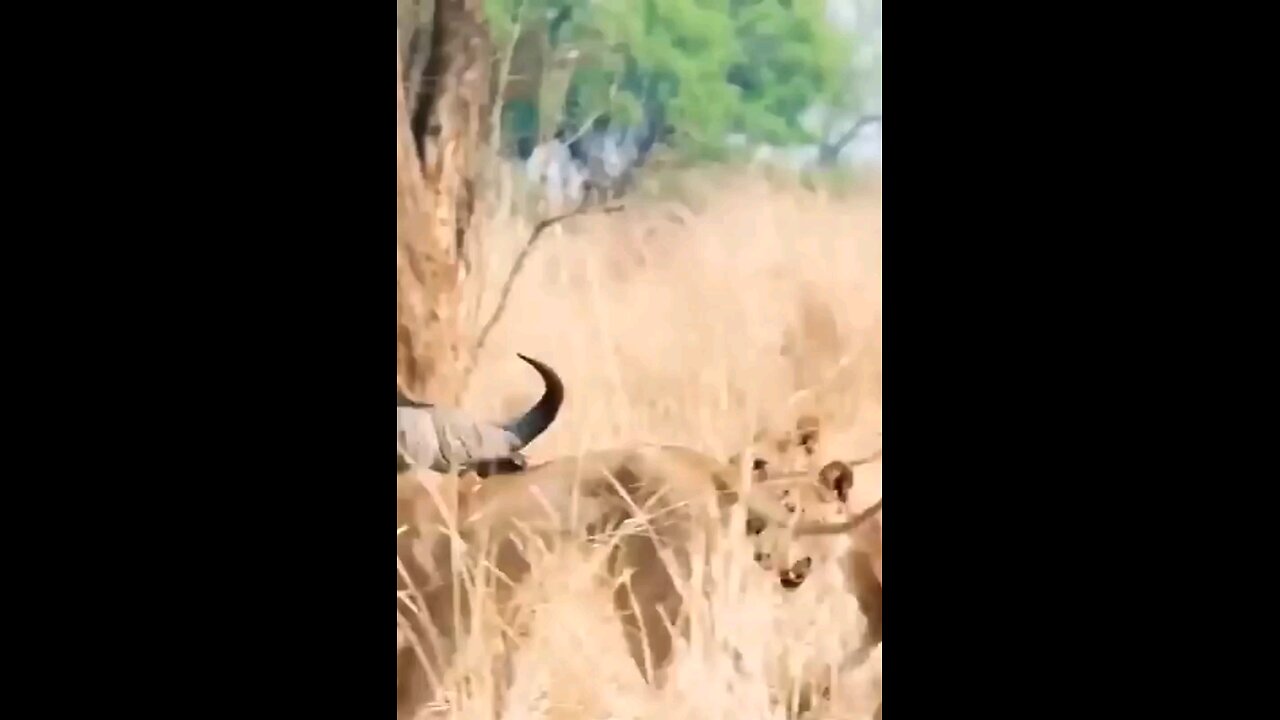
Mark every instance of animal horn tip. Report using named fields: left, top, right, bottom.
left=503, top=353, right=564, bottom=449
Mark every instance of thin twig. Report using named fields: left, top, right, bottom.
left=488, top=1, right=525, bottom=153
left=564, top=110, right=605, bottom=146
left=821, top=114, right=883, bottom=161
left=471, top=198, right=624, bottom=358
left=562, top=76, right=622, bottom=146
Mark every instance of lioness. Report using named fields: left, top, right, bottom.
left=396, top=443, right=859, bottom=715
left=747, top=455, right=883, bottom=718
left=749, top=457, right=882, bottom=632
left=729, top=413, right=825, bottom=480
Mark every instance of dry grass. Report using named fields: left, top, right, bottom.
left=402, top=167, right=883, bottom=720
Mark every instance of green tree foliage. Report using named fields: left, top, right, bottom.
left=727, top=0, right=853, bottom=145
left=485, top=0, right=862, bottom=159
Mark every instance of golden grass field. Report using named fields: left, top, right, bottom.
left=400, top=167, right=883, bottom=720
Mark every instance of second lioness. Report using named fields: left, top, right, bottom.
left=397, top=443, right=857, bottom=703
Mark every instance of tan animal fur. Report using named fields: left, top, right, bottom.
left=396, top=442, right=863, bottom=716
left=747, top=455, right=883, bottom=718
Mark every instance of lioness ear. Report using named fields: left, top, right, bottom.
left=818, top=460, right=854, bottom=503
left=796, top=415, right=821, bottom=456
left=751, top=457, right=771, bottom=482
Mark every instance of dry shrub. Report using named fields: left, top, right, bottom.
left=402, top=168, right=882, bottom=720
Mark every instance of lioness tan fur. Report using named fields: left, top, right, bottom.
left=747, top=455, right=883, bottom=718
left=396, top=440, right=864, bottom=716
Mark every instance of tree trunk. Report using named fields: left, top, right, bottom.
left=397, top=1, right=492, bottom=404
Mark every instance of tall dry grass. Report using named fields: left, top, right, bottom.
left=404, top=167, right=883, bottom=720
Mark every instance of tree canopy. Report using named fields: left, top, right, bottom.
left=485, top=0, right=871, bottom=160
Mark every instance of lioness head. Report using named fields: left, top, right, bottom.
left=746, top=460, right=853, bottom=587
left=746, top=458, right=881, bottom=590
left=745, top=455, right=884, bottom=663
left=730, top=414, right=824, bottom=483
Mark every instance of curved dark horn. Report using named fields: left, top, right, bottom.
left=502, top=353, right=564, bottom=448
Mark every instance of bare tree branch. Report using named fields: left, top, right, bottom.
left=470, top=198, right=624, bottom=362
left=562, top=75, right=623, bottom=146
left=819, top=114, right=882, bottom=165
left=488, top=0, right=526, bottom=153
left=461, top=1, right=527, bottom=335
left=563, top=110, right=605, bottom=146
